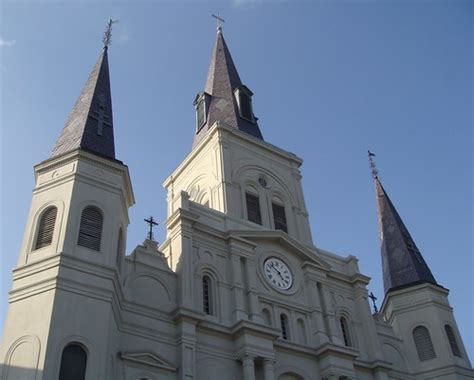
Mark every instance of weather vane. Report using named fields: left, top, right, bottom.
left=103, top=19, right=119, bottom=48
left=368, top=150, right=378, bottom=179
left=144, top=216, right=159, bottom=241
left=212, top=13, right=225, bottom=32
left=369, top=291, right=379, bottom=314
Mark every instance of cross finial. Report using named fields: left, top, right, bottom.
left=368, top=150, right=379, bottom=179
left=144, top=216, right=159, bottom=241
left=103, top=19, right=119, bottom=49
left=212, top=13, right=225, bottom=33
left=369, top=291, right=379, bottom=314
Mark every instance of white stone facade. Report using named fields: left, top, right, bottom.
left=0, top=121, right=473, bottom=380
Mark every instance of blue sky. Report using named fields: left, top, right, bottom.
left=1, top=0, right=472, bottom=361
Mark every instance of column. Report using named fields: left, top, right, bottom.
left=306, top=276, right=329, bottom=345
left=263, top=358, right=275, bottom=380
left=246, top=258, right=263, bottom=323
left=320, top=283, right=343, bottom=345
left=230, top=254, right=247, bottom=321
left=242, top=355, right=255, bottom=380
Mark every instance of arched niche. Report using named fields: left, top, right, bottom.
left=126, top=274, right=172, bottom=311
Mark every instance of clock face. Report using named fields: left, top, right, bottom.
left=263, top=257, right=293, bottom=290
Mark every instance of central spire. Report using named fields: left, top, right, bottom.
left=193, top=28, right=264, bottom=147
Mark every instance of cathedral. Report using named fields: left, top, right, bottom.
left=0, top=23, right=473, bottom=380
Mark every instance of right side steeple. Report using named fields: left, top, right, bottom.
left=192, top=25, right=264, bottom=147
left=369, top=152, right=437, bottom=294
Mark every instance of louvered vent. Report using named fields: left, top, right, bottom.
left=246, top=192, right=262, bottom=225
left=77, top=206, right=103, bottom=251
left=445, top=325, right=461, bottom=357
left=34, top=206, right=57, bottom=250
left=413, top=326, right=436, bottom=361
left=272, top=202, right=287, bottom=233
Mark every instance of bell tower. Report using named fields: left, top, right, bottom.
left=164, top=26, right=313, bottom=253
left=371, top=158, right=473, bottom=379
left=0, top=24, right=134, bottom=379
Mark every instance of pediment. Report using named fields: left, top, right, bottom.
left=227, top=229, right=331, bottom=271
left=120, top=351, right=176, bottom=372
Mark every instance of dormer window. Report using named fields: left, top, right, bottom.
left=193, top=92, right=210, bottom=132
left=234, top=85, right=255, bottom=123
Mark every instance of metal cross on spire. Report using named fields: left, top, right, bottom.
left=369, top=291, right=379, bottom=314
left=368, top=150, right=379, bottom=179
left=144, top=216, right=159, bottom=241
left=103, top=19, right=119, bottom=48
left=212, top=13, right=225, bottom=33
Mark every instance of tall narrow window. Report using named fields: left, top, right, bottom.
left=77, top=206, right=103, bottom=251
left=34, top=206, right=57, bottom=249
left=235, top=86, right=255, bottom=122
left=272, top=202, right=287, bottom=233
left=58, top=344, right=87, bottom=380
left=202, top=275, right=212, bottom=315
left=196, top=100, right=206, bottom=130
left=194, top=92, right=209, bottom=132
left=445, top=325, right=461, bottom=357
left=239, top=92, right=253, bottom=121
left=340, top=317, right=352, bottom=347
left=280, top=314, right=289, bottom=340
left=413, top=326, right=436, bottom=361
left=246, top=192, right=262, bottom=225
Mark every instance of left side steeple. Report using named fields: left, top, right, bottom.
left=51, top=45, right=115, bottom=160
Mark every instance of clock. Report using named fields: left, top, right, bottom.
left=263, top=257, right=293, bottom=290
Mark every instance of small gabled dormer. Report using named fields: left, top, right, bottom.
left=234, top=85, right=257, bottom=123
left=193, top=91, right=211, bottom=132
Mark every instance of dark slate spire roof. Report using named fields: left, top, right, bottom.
left=193, top=30, right=263, bottom=147
left=51, top=47, right=116, bottom=160
left=374, top=176, right=437, bottom=294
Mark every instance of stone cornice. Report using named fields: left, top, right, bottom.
left=34, top=148, right=135, bottom=207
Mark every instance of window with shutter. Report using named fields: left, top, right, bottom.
left=202, top=275, right=212, bottom=315
left=239, top=92, right=253, bottom=121
left=340, top=317, right=352, bottom=347
left=246, top=192, right=262, bottom=225
left=413, top=326, right=436, bottom=361
left=272, top=202, right=287, bottom=232
left=58, top=344, right=87, bottom=380
left=34, top=206, right=57, bottom=250
left=280, top=314, right=289, bottom=340
left=445, top=325, right=461, bottom=357
left=197, top=100, right=206, bottom=129
left=77, top=206, right=103, bottom=251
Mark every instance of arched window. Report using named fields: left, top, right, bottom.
left=202, top=275, right=212, bottom=315
left=116, top=228, right=123, bottom=270
left=77, top=206, right=103, bottom=251
left=58, top=343, right=87, bottom=380
left=297, top=319, right=307, bottom=344
left=262, top=308, right=272, bottom=326
left=413, top=326, right=436, bottom=361
left=34, top=206, right=58, bottom=250
left=280, top=314, right=290, bottom=340
left=445, top=324, right=461, bottom=357
left=340, top=316, right=352, bottom=347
